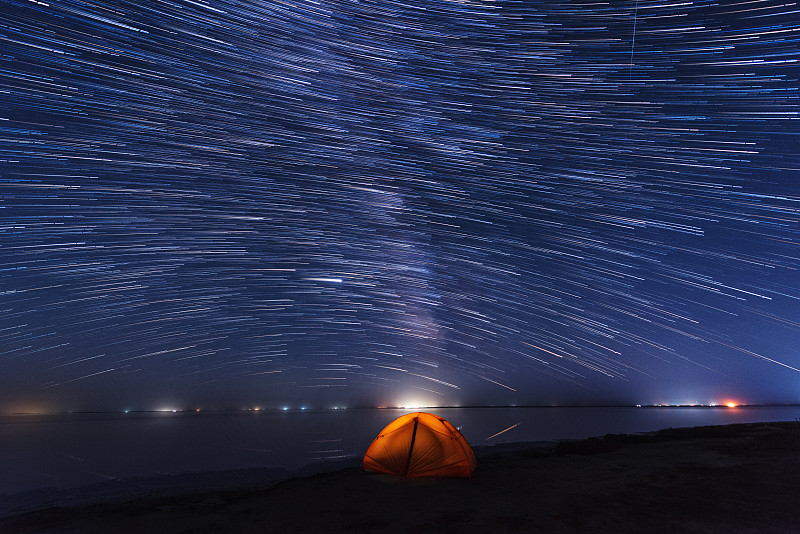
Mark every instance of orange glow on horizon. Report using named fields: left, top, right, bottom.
left=726, top=402, right=737, bottom=408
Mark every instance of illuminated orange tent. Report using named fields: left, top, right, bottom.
left=362, top=412, right=477, bottom=478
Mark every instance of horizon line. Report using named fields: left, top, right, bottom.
left=5, top=402, right=800, bottom=415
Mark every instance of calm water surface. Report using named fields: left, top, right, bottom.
left=1, top=406, right=798, bottom=496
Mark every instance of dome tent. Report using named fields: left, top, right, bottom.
left=362, top=412, right=477, bottom=478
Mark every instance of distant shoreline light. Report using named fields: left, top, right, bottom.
left=9, top=402, right=797, bottom=416
left=638, top=403, right=741, bottom=408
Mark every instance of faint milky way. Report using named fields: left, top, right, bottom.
left=1, top=0, right=798, bottom=410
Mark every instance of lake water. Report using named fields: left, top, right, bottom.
left=1, top=406, right=798, bottom=497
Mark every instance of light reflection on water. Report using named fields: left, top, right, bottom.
left=1, top=405, right=797, bottom=495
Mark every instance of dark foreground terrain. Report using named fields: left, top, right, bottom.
left=2, top=421, right=799, bottom=533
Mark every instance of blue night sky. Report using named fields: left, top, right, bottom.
left=1, top=0, right=798, bottom=412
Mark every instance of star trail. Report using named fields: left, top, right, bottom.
left=1, top=0, right=798, bottom=412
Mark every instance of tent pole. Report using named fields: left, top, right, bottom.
left=403, top=418, right=419, bottom=478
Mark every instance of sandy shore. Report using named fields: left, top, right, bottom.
left=2, top=421, right=799, bottom=533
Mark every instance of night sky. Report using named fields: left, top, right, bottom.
left=1, top=0, right=798, bottom=413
